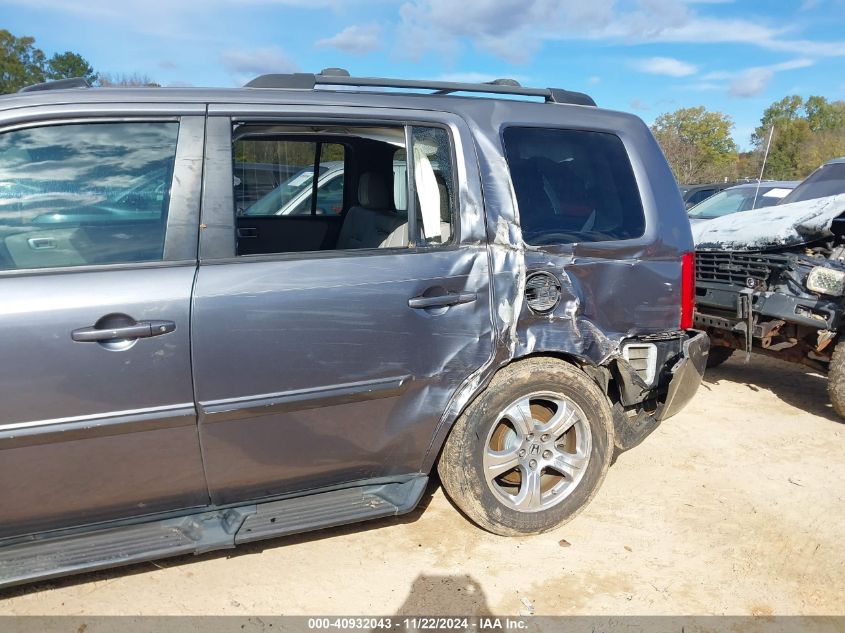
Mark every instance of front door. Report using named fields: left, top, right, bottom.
left=192, top=111, right=494, bottom=504
left=0, top=113, right=208, bottom=538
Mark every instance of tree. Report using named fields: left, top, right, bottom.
left=651, top=107, right=738, bottom=184
left=45, top=51, right=97, bottom=84
left=0, top=29, right=97, bottom=93
left=805, top=95, right=845, bottom=132
left=764, top=119, right=813, bottom=180
left=97, top=72, right=159, bottom=87
left=753, top=95, right=845, bottom=180
left=752, top=95, right=804, bottom=146
left=0, top=29, right=46, bottom=93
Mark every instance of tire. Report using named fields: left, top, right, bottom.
left=706, top=346, right=734, bottom=369
left=437, top=357, right=614, bottom=536
left=828, top=339, right=845, bottom=418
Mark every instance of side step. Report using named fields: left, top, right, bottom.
left=0, top=476, right=427, bottom=589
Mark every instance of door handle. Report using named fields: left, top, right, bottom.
left=408, top=292, right=477, bottom=309
left=237, top=227, right=259, bottom=238
left=72, top=320, right=176, bottom=342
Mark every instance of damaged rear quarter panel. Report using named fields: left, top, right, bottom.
left=422, top=100, right=693, bottom=469
left=468, top=100, right=691, bottom=365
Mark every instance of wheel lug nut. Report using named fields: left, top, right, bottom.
left=527, top=433, right=534, bottom=441
left=541, top=434, right=549, bottom=442
left=529, top=459, right=537, bottom=469
left=518, top=449, right=526, bottom=458
left=542, top=450, right=552, bottom=459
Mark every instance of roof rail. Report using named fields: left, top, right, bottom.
left=18, top=77, right=91, bottom=93
left=244, top=69, right=596, bottom=107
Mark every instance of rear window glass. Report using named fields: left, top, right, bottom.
left=503, top=127, right=645, bottom=245
left=781, top=162, right=845, bottom=204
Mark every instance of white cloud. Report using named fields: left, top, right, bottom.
left=698, top=58, right=814, bottom=97
left=587, top=75, right=601, bottom=85
left=631, top=56, right=698, bottom=77
left=317, top=24, right=381, bottom=55
left=394, top=0, right=845, bottom=64
left=729, top=68, right=774, bottom=98
left=220, top=46, right=299, bottom=85
left=630, top=98, right=650, bottom=111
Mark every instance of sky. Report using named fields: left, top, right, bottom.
left=2, top=0, right=845, bottom=149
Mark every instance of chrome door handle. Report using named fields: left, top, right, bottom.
left=72, top=320, right=176, bottom=342
left=408, top=292, right=477, bottom=309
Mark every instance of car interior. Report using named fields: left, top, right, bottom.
left=0, top=121, right=177, bottom=271
left=233, top=125, right=454, bottom=257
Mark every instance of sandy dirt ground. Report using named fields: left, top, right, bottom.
left=1, top=354, right=844, bottom=617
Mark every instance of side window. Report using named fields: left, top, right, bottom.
left=231, top=124, right=455, bottom=257
left=411, top=126, right=455, bottom=247
left=503, top=127, right=645, bottom=245
left=0, top=121, right=179, bottom=271
left=234, top=140, right=345, bottom=217
left=688, top=189, right=713, bottom=206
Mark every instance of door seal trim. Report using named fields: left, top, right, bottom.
left=200, top=375, right=410, bottom=424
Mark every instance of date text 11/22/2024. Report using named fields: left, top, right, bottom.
left=307, top=617, right=529, bottom=630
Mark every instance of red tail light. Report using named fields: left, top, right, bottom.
left=680, top=251, right=695, bottom=330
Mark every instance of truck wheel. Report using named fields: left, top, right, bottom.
left=828, top=339, right=845, bottom=418
left=706, top=346, right=734, bottom=369
left=437, top=357, right=614, bottom=536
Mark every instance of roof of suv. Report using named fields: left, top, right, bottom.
left=0, top=71, right=650, bottom=128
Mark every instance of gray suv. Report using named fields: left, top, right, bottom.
left=0, top=70, right=707, bottom=587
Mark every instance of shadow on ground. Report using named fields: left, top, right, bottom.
left=702, top=353, right=843, bottom=423
left=394, top=574, right=494, bottom=616
left=0, top=477, right=445, bottom=600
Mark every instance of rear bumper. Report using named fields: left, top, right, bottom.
left=656, top=330, right=709, bottom=421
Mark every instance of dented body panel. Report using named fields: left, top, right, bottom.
left=0, top=83, right=703, bottom=586
left=694, top=195, right=845, bottom=370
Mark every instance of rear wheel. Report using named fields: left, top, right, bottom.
left=437, top=357, right=614, bottom=536
left=706, top=345, right=734, bottom=369
left=828, top=339, right=845, bottom=418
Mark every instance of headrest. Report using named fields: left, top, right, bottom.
left=435, top=174, right=450, bottom=222
left=358, top=172, right=391, bottom=209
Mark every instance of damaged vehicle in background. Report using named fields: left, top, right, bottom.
left=687, top=181, right=797, bottom=225
left=693, top=190, right=845, bottom=416
left=0, top=70, right=705, bottom=587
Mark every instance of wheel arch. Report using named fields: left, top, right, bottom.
left=419, top=350, right=604, bottom=474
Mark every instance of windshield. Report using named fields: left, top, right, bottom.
left=243, top=166, right=330, bottom=216
left=688, top=186, right=791, bottom=219
left=780, top=162, right=845, bottom=204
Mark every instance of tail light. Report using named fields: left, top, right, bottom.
left=680, top=251, right=695, bottom=330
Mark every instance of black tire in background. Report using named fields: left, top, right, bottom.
left=706, top=345, right=734, bottom=369
left=827, top=339, right=845, bottom=419
left=437, top=357, right=614, bottom=536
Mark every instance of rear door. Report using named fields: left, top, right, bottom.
left=191, top=108, right=494, bottom=504
left=0, top=107, right=208, bottom=538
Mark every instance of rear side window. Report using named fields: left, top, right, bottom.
left=781, top=162, right=845, bottom=204
left=234, top=140, right=346, bottom=216
left=0, top=121, right=178, bottom=271
left=687, top=189, right=715, bottom=206
left=503, top=127, right=645, bottom=245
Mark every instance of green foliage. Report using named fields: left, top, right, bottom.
left=0, top=29, right=96, bottom=93
left=651, top=106, right=738, bottom=184
left=45, top=52, right=97, bottom=84
left=753, top=95, right=845, bottom=180
left=0, top=29, right=46, bottom=93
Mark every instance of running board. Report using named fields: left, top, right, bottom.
left=0, top=476, right=427, bottom=589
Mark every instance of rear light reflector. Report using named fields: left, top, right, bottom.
left=680, top=251, right=695, bottom=330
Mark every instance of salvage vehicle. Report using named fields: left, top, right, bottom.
left=680, top=182, right=734, bottom=209
left=693, top=193, right=845, bottom=414
left=687, top=181, right=797, bottom=225
left=779, top=156, right=845, bottom=205
left=0, top=70, right=705, bottom=587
